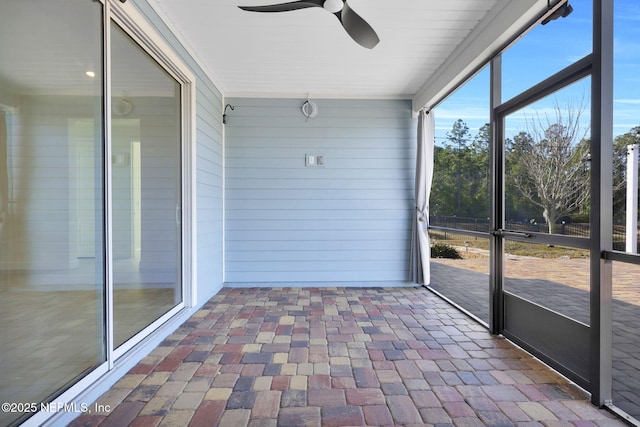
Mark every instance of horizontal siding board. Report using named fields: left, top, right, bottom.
left=227, top=209, right=411, bottom=221
left=227, top=127, right=410, bottom=139
left=225, top=157, right=414, bottom=170
left=224, top=116, right=413, bottom=129
left=225, top=147, right=415, bottom=160
left=135, top=1, right=225, bottom=301
left=225, top=189, right=413, bottom=201
left=228, top=98, right=412, bottom=112
left=225, top=97, right=416, bottom=284
left=225, top=219, right=411, bottom=231
left=229, top=108, right=409, bottom=120
left=224, top=167, right=414, bottom=180
left=224, top=271, right=408, bottom=282
left=226, top=178, right=412, bottom=190
left=225, top=260, right=409, bottom=273
left=226, top=229, right=411, bottom=242
left=225, top=240, right=409, bottom=252
left=227, top=137, right=414, bottom=150
left=225, top=197, right=410, bottom=211
left=226, top=250, right=409, bottom=262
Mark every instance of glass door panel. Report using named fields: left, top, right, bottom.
left=0, top=1, right=105, bottom=425
left=430, top=232, right=491, bottom=323
left=500, top=78, right=592, bottom=388
left=110, top=22, right=182, bottom=348
left=504, top=78, right=592, bottom=237
left=504, top=241, right=590, bottom=324
left=612, top=262, right=640, bottom=419
left=429, top=66, right=491, bottom=325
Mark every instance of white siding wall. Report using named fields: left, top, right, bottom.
left=1, top=95, right=97, bottom=271
left=225, top=98, right=416, bottom=284
left=136, top=2, right=225, bottom=304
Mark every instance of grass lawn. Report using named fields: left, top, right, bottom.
left=429, top=229, right=590, bottom=259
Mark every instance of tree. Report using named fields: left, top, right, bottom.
left=431, top=120, right=490, bottom=219
left=471, top=123, right=491, bottom=217
left=508, top=103, right=590, bottom=234
left=505, top=131, right=541, bottom=222
left=445, top=119, right=470, bottom=212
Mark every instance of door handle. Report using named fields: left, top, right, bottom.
left=492, top=229, right=532, bottom=238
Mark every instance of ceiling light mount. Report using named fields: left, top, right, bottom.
left=302, top=99, right=318, bottom=119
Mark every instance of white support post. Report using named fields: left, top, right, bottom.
left=626, top=144, right=639, bottom=253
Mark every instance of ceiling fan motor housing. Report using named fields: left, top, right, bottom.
left=323, top=0, right=344, bottom=13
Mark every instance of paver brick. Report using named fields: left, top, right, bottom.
left=172, top=391, right=204, bottom=410
left=277, top=407, right=321, bottom=427
left=320, top=406, right=365, bottom=427
left=518, top=401, right=559, bottom=421
left=387, top=395, right=422, bottom=424
left=307, top=389, right=346, bottom=406
left=252, top=390, right=281, bottom=419
left=218, top=408, right=251, bottom=426
left=345, top=388, right=386, bottom=406
left=68, top=288, right=625, bottom=427
left=362, top=405, right=394, bottom=426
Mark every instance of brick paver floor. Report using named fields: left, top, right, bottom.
left=431, top=257, right=640, bottom=420
left=68, top=287, right=625, bottom=426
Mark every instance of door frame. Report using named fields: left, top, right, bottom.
left=106, top=0, right=197, bottom=360
left=488, top=0, right=614, bottom=403
left=489, top=54, right=595, bottom=390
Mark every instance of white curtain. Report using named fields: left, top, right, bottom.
left=410, top=109, right=435, bottom=285
left=0, top=111, right=8, bottom=243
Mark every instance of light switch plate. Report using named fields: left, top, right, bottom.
left=306, top=154, right=325, bottom=167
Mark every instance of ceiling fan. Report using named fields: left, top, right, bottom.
left=238, top=0, right=380, bottom=49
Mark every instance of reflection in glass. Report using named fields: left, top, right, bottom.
left=612, top=262, right=640, bottom=419
left=503, top=241, right=590, bottom=325
left=504, top=78, right=591, bottom=237
left=430, top=66, right=490, bottom=325
left=0, top=1, right=104, bottom=425
left=429, top=232, right=490, bottom=324
left=110, top=22, right=182, bottom=348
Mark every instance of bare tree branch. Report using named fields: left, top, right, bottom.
left=509, top=99, right=590, bottom=233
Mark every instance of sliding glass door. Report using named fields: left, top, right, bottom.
left=0, top=2, right=187, bottom=425
left=110, top=20, right=183, bottom=349
left=0, top=2, right=105, bottom=426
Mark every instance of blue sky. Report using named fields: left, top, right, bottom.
left=434, top=0, right=640, bottom=145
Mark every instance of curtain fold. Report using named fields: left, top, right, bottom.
left=0, top=110, right=8, bottom=243
left=410, top=109, right=435, bottom=285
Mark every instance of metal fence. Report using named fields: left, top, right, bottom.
left=429, top=215, right=636, bottom=251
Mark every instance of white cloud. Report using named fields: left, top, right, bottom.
left=614, top=99, right=640, bottom=105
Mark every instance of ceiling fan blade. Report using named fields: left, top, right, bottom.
left=238, top=0, right=324, bottom=13
left=338, top=1, right=380, bottom=49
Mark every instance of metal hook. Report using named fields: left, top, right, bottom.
left=223, top=104, right=235, bottom=124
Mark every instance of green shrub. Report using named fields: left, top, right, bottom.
left=431, top=243, right=462, bottom=259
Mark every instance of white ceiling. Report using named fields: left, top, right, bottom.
left=0, top=0, right=555, bottom=110
left=149, top=0, right=553, bottom=107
